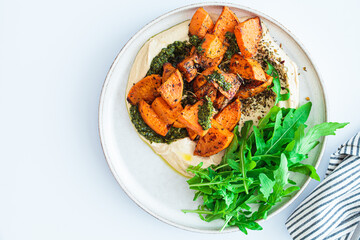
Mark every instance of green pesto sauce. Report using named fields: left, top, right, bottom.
left=146, top=41, right=191, bottom=76
left=189, top=35, right=204, bottom=54
left=224, top=32, right=240, bottom=60
left=205, top=70, right=232, bottom=92
left=198, top=96, right=214, bottom=130
left=130, top=105, right=188, bottom=144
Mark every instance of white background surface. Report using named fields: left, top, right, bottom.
left=1, top=0, right=360, bottom=239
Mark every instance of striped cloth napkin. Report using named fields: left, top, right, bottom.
left=286, top=132, right=360, bottom=240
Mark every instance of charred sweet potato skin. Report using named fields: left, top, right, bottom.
left=139, top=100, right=170, bottom=136
left=201, top=34, right=227, bottom=59
left=158, top=70, right=183, bottom=108
left=194, top=119, right=234, bottom=157
left=151, top=97, right=183, bottom=125
left=214, top=98, right=241, bottom=131
left=194, top=82, right=217, bottom=102
left=162, top=63, right=176, bottom=84
left=189, top=7, right=214, bottom=39
left=127, top=74, right=162, bottom=105
left=234, top=17, right=262, bottom=58
left=236, top=73, right=273, bottom=99
left=199, top=54, right=223, bottom=69
left=177, top=101, right=209, bottom=137
left=229, top=54, right=266, bottom=81
left=212, top=6, right=240, bottom=41
left=177, top=54, right=199, bottom=82
left=213, top=93, right=230, bottom=110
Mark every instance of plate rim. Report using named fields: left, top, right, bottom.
left=98, top=2, right=328, bottom=233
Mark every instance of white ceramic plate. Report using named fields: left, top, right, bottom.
left=99, top=3, right=327, bottom=233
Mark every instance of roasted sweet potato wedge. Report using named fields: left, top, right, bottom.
left=194, top=82, right=217, bottom=102
left=162, top=63, right=176, bottom=84
left=139, top=100, right=170, bottom=136
left=151, top=97, right=183, bottom=125
left=229, top=54, right=266, bottom=81
left=189, top=7, right=214, bottom=39
left=199, top=54, right=223, bottom=69
left=127, top=74, right=162, bottom=105
left=201, top=34, right=227, bottom=59
left=214, top=98, right=241, bottom=131
left=176, top=100, right=209, bottom=137
left=213, top=72, right=241, bottom=100
left=213, top=93, right=230, bottom=110
left=236, top=73, right=273, bottom=99
left=177, top=54, right=199, bottom=82
left=194, top=119, right=234, bottom=157
left=192, top=75, right=207, bottom=92
left=234, top=17, right=262, bottom=58
left=158, top=69, right=183, bottom=108
left=187, top=128, right=198, bottom=140
left=192, top=66, right=219, bottom=92
left=212, top=6, right=240, bottom=41
left=173, top=120, right=186, bottom=128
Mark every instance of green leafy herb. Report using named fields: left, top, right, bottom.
left=205, top=70, right=232, bottom=91
left=182, top=102, right=348, bottom=233
left=146, top=41, right=191, bottom=76
left=129, top=105, right=188, bottom=143
left=265, top=60, right=290, bottom=105
left=198, top=96, right=214, bottom=130
left=224, top=32, right=240, bottom=60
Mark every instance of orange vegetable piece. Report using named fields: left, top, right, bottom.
left=189, top=7, right=214, bottom=39
left=229, top=54, right=266, bottom=81
left=194, top=119, right=234, bottom=157
left=177, top=54, right=199, bottom=82
left=214, top=98, right=242, bottom=131
left=194, top=82, right=217, bottom=102
left=213, top=93, right=230, bottom=110
left=234, top=17, right=263, bottom=58
left=162, top=63, right=176, bottom=84
left=139, top=100, right=170, bottom=137
left=151, top=97, right=183, bottom=125
left=173, top=120, right=186, bottom=128
left=192, top=75, right=207, bottom=92
left=187, top=128, right=198, bottom=140
left=201, top=34, right=227, bottom=59
left=176, top=100, right=209, bottom=137
left=236, top=73, right=273, bottom=99
left=212, top=6, right=240, bottom=41
left=127, top=74, right=162, bottom=105
left=212, top=72, right=241, bottom=100
left=158, top=69, right=183, bottom=108
left=199, top=54, right=223, bottom=69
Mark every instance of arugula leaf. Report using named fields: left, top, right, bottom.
left=265, top=60, right=290, bottom=104
left=297, top=122, right=349, bottom=154
left=259, top=173, right=275, bottom=199
left=289, top=163, right=320, bottom=181
left=239, top=121, right=253, bottom=194
left=259, top=102, right=312, bottom=155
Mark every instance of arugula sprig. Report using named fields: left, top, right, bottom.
left=182, top=102, right=348, bottom=234
left=265, top=60, right=290, bottom=105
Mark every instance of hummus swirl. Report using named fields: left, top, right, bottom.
left=126, top=19, right=299, bottom=177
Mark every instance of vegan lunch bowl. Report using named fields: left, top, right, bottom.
left=100, top=3, right=347, bottom=234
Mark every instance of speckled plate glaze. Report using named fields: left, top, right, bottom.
left=99, top=2, right=327, bottom=233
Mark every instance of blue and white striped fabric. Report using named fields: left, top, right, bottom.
left=286, top=132, right=360, bottom=240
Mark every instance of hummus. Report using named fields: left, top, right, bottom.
left=126, top=19, right=299, bottom=177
